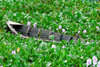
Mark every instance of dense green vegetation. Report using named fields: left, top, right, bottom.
left=0, top=0, right=100, bottom=67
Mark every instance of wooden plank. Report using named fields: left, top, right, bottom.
left=40, top=30, right=51, bottom=40
left=28, top=27, right=39, bottom=37
left=62, top=35, right=72, bottom=41
left=53, top=32, right=62, bottom=41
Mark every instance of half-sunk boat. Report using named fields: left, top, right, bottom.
left=6, top=21, right=81, bottom=42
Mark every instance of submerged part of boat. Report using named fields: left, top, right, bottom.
left=6, top=21, right=80, bottom=42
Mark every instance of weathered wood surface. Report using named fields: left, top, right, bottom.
left=7, top=21, right=80, bottom=42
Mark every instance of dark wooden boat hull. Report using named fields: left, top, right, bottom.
left=6, top=21, right=80, bottom=42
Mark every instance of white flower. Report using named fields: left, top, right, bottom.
left=86, top=42, right=90, bottom=45
left=12, top=50, right=16, bottom=54
left=92, top=56, right=97, bottom=66
left=62, top=46, right=65, bottom=48
left=78, top=31, right=80, bottom=33
left=34, top=22, right=37, bottom=28
left=83, top=30, right=87, bottom=33
left=89, top=25, right=91, bottom=27
left=92, top=56, right=97, bottom=62
left=51, top=44, right=56, bottom=48
left=96, top=26, right=99, bottom=30
left=59, top=25, right=62, bottom=29
left=27, top=22, right=31, bottom=26
left=97, top=60, right=100, bottom=67
left=49, top=27, right=51, bottom=30
left=62, top=29, right=65, bottom=33
left=86, top=59, right=92, bottom=67
left=0, top=66, right=3, bottom=67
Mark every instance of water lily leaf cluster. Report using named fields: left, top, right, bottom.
left=0, top=0, right=100, bottom=67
